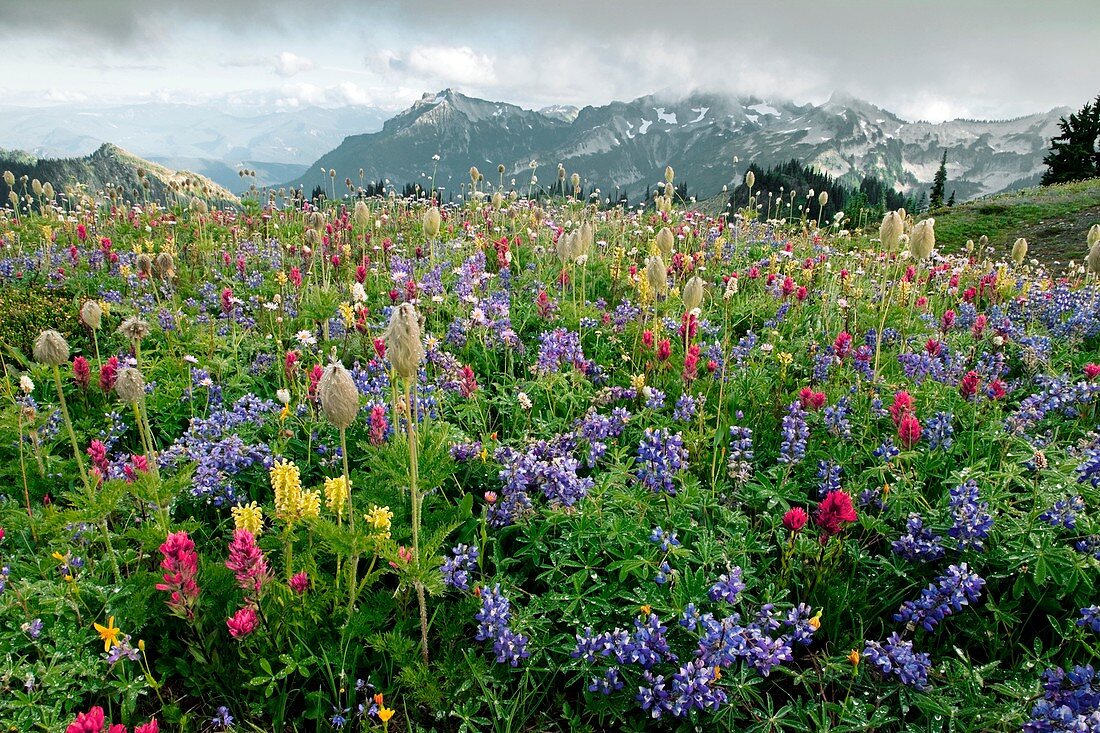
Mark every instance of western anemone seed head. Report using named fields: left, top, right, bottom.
left=33, top=329, right=70, bottom=365
left=665, top=166, right=675, bottom=185
left=1088, top=240, right=1100, bottom=275
left=491, top=191, right=504, bottom=209
left=646, top=255, right=668, bottom=297
left=570, top=172, right=580, bottom=190
left=43, top=182, right=54, bottom=200
left=966, top=239, right=975, bottom=253
left=656, top=227, right=674, bottom=257
left=154, top=252, right=175, bottom=279
left=469, top=166, right=480, bottom=184
left=1087, top=223, right=1100, bottom=247
left=1011, top=238, right=1028, bottom=265
left=118, top=316, right=151, bottom=342
left=497, top=164, right=506, bottom=174
left=979, top=235, right=989, bottom=249
left=555, top=230, right=574, bottom=263
left=879, top=211, right=904, bottom=251
left=423, top=206, right=441, bottom=238
left=189, top=197, right=208, bottom=214
left=683, top=275, right=704, bottom=312
left=818, top=191, right=828, bottom=207
left=745, top=171, right=755, bottom=188
left=353, top=201, right=369, bottom=227
left=383, top=302, right=425, bottom=381
left=306, top=211, right=325, bottom=231
left=114, top=367, right=146, bottom=402
left=80, top=300, right=103, bottom=330
left=31, top=179, right=42, bottom=196
left=136, top=253, right=153, bottom=278
left=2, top=170, right=13, bottom=187
left=318, top=362, right=359, bottom=430
left=304, top=228, right=322, bottom=248
left=580, top=221, right=594, bottom=253
left=909, top=219, right=935, bottom=260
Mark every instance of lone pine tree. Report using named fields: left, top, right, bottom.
left=1042, top=93, right=1100, bottom=185
left=930, top=151, right=948, bottom=209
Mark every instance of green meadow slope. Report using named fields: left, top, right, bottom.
left=927, top=178, right=1100, bottom=264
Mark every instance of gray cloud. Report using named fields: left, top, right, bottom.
left=2, top=0, right=1097, bottom=120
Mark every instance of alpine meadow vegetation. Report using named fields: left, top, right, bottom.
left=1, top=164, right=1099, bottom=732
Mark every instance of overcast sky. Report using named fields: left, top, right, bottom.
left=1, top=0, right=1097, bottom=122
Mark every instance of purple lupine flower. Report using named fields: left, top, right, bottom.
left=892, top=514, right=945, bottom=562
left=636, top=670, right=672, bottom=719
left=1023, top=664, right=1100, bottom=732
left=823, top=396, right=852, bottom=439
left=672, top=394, right=698, bottom=421
left=623, top=613, right=675, bottom=670
left=948, top=480, right=993, bottom=552
left=783, top=603, right=819, bottom=645
left=727, top=424, right=754, bottom=485
left=649, top=526, right=680, bottom=552
left=588, top=666, right=623, bottom=695
left=668, top=658, right=727, bottom=716
left=778, top=401, right=808, bottom=465
left=1040, top=495, right=1085, bottom=529
left=708, top=569, right=746, bottom=604
left=816, top=460, right=842, bottom=497
left=1079, top=606, right=1100, bottom=634
left=863, top=633, right=932, bottom=691
left=924, top=411, right=954, bottom=450
left=1078, top=447, right=1100, bottom=488
left=894, top=563, right=985, bottom=632
left=635, top=428, right=688, bottom=495
left=474, top=584, right=529, bottom=666
left=441, top=544, right=479, bottom=590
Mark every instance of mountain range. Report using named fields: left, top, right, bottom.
left=285, top=89, right=1068, bottom=203
left=0, top=143, right=238, bottom=207
left=0, top=90, right=1068, bottom=204
left=0, top=102, right=389, bottom=192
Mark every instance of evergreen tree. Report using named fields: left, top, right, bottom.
left=947, top=190, right=956, bottom=207
left=916, top=191, right=929, bottom=213
left=1042, top=93, right=1100, bottom=185
left=930, top=151, right=948, bottom=209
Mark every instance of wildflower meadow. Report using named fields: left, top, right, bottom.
left=1, top=167, right=1100, bottom=732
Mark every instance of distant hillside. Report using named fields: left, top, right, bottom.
left=925, top=178, right=1100, bottom=264
left=0, top=143, right=239, bottom=208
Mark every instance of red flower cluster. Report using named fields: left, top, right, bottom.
left=156, top=531, right=200, bottom=619
left=66, top=706, right=158, bottom=733
left=227, top=606, right=259, bottom=638
left=815, top=490, right=858, bottom=543
left=783, top=507, right=808, bottom=533
left=799, top=387, right=826, bottom=411
left=225, top=529, right=270, bottom=595
left=73, top=356, right=90, bottom=390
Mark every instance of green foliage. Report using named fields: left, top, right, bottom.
left=1042, top=93, right=1100, bottom=185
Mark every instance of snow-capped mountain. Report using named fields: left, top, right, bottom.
left=286, top=89, right=1067, bottom=201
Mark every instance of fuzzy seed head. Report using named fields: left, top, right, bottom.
left=422, top=206, right=441, bottom=238
left=1087, top=223, right=1100, bottom=247
left=353, top=200, right=369, bottom=227
left=114, top=367, right=146, bottom=402
left=656, top=227, right=674, bottom=257
left=1088, top=241, right=1100, bottom=275
left=80, top=300, right=103, bottom=330
left=665, top=166, right=675, bottom=185
left=2, top=170, right=13, bottom=187
left=879, top=211, right=904, bottom=251
left=318, top=362, right=360, bottom=430
left=745, top=171, right=755, bottom=189
left=646, top=255, right=668, bottom=296
left=384, top=302, right=425, bottom=381
left=909, top=219, right=935, bottom=260
left=136, top=253, right=153, bottom=277
left=1011, top=238, right=1028, bottom=265
left=818, top=191, right=828, bottom=207
left=33, top=329, right=70, bottom=365
left=118, top=316, right=151, bottom=342
left=683, top=275, right=704, bottom=312
left=154, top=252, right=175, bottom=279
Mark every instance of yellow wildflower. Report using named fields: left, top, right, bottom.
left=378, top=706, right=395, bottom=723
left=232, top=501, right=264, bottom=535
left=279, top=404, right=290, bottom=422
left=275, top=270, right=288, bottom=286
left=631, top=373, right=646, bottom=391
left=365, top=505, right=393, bottom=535
left=639, top=604, right=651, bottom=616
left=776, top=351, right=794, bottom=366
left=324, top=475, right=350, bottom=517
left=270, top=458, right=304, bottom=523
left=298, top=489, right=321, bottom=520
left=808, top=609, right=823, bottom=631
left=338, top=302, right=355, bottom=327
left=94, top=616, right=121, bottom=652
left=847, top=649, right=861, bottom=667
